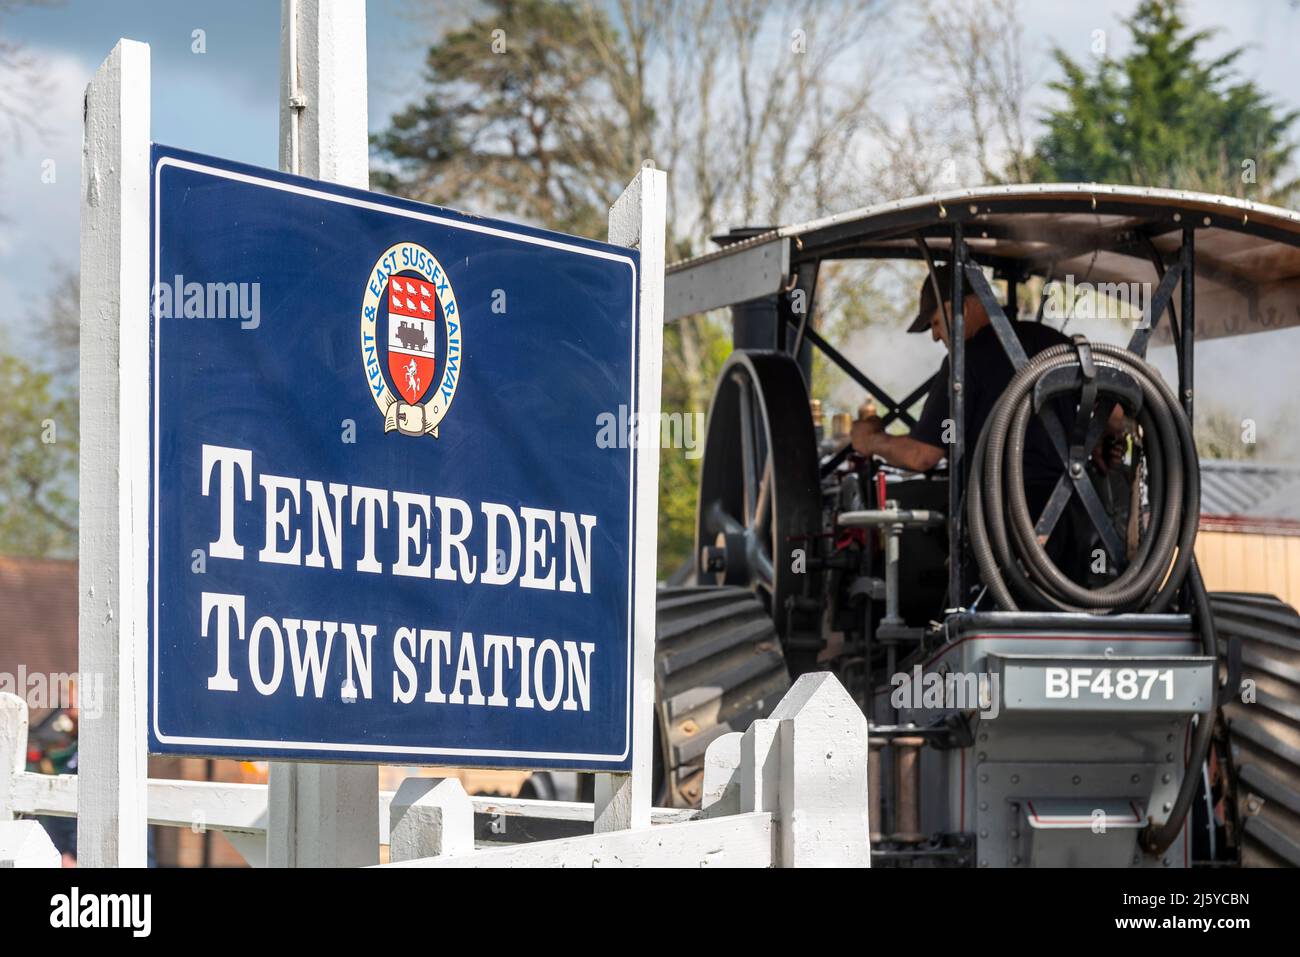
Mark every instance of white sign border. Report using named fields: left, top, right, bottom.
left=150, top=153, right=640, bottom=766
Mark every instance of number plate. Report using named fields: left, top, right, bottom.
left=987, top=654, right=1215, bottom=714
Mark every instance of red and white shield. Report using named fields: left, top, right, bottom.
left=386, top=274, right=438, bottom=404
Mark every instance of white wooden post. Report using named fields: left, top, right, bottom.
left=78, top=37, right=152, bottom=868
left=596, top=165, right=667, bottom=832
left=740, top=717, right=781, bottom=817
left=266, top=0, right=378, bottom=867
left=277, top=0, right=370, bottom=186
left=768, top=673, right=871, bottom=867
left=0, top=693, right=27, bottom=820
left=713, top=674, right=870, bottom=866
left=389, top=777, right=473, bottom=862
left=700, top=730, right=743, bottom=817
left=0, top=821, right=61, bottom=868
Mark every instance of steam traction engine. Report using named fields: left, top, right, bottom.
left=654, top=186, right=1300, bottom=868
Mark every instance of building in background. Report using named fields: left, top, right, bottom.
left=1196, top=461, right=1300, bottom=607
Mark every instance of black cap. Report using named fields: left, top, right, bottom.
left=908, top=264, right=973, bottom=333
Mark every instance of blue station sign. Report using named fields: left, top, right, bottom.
left=148, top=146, right=640, bottom=770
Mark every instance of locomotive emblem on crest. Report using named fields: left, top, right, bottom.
left=359, top=241, right=462, bottom=437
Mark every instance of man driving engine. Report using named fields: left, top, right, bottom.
left=850, top=264, right=1072, bottom=520
left=850, top=264, right=1123, bottom=589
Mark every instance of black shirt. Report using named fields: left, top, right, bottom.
left=911, top=321, right=1071, bottom=502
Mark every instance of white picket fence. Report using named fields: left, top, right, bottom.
left=0, top=673, right=869, bottom=868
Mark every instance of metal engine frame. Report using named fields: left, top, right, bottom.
left=664, top=185, right=1300, bottom=867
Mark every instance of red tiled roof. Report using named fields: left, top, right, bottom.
left=0, top=557, right=78, bottom=718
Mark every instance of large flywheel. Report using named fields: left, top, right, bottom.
left=695, top=351, right=822, bottom=640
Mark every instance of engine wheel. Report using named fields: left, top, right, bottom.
left=654, top=586, right=791, bottom=807
left=695, top=351, right=822, bottom=643
left=1212, top=592, right=1300, bottom=867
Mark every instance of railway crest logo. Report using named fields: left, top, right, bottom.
left=359, top=241, right=462, bottom=438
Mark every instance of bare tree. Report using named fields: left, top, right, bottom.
left=860, top=0, right=1033, bottom=197
left=37, top=264, right=77, bottom=383
left=587, top=0, right=889, bottom=408
left=641, top=0, right=886, bottom=249
left=915, top=0, right=1032, bottom=184
left=0, top=0, right=56, bottom=161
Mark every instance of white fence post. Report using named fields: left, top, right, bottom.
left=740, top=718, right=781, bottom=816
left=701, top=730, right=743, bottom=816
left=768, top=673, right=871, bottom=867
left=78, top=37, right=152, bottom=869
left=267, top=0, right=378, bottom=868
left=0, top=821, right=60, bottom=868
left=712, top=674, right=870, bottom=866
left=0, top=693, right=28, bottom=820
left=389, top=778, right=473, bottom=863
left=595, top=164, right=667, bottom=833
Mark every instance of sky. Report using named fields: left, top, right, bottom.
left=3, top=0, right=1300, bottom=459
left=0, top=0, right=432, bottom=333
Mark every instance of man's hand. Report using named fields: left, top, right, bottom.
left=850, top=414, right=944, bottom=473
left=850, top=415, right=884, bottom=456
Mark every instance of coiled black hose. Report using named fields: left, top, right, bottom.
left=968, top=342, right=1199, bottom=614
left=965, top=339, right=1215, bottom=857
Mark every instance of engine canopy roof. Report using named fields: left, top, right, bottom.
left=666, top=183, right=1300, bottom=343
